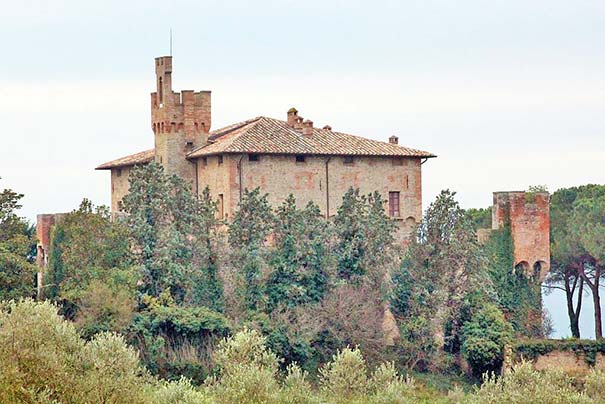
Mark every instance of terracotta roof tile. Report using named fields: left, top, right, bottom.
left=188, top=116, right=435, bottom=159
left=96, top=149, right=154, bottom=170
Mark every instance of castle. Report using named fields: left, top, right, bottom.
left=96, top=56, right=436, bottom=242
left=35, top=56, right=551, bottom=296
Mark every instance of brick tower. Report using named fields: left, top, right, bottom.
left=151, top=56, right=211, bottom=184
left=492, top=191, right=550, bottom=281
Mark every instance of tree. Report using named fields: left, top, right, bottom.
left=461, top=303, right=513, bottom=376
left=0, top=179, right=36, bottom=300
left=391, top=190, right=491, bottom=368
left=122, top=163, right=223, bottom=308
left=228, top=188, right=274, bottom=311
left=333, top=188, right=396, bottom=284
left=266, top=195, right=333, bottom=311
left=44, top=199, right=134, bottom=325
left=549, top=185, right=605, bottom=339
left=569, top=195, right=605, bottom=339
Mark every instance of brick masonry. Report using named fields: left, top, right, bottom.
left=493, top=191, right=550, bottom=280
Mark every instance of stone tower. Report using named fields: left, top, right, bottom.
left=493, top=191, right=550, bottom=281
left=151, top=56, right=211, bottom=183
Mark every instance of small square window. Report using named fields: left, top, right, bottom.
left=343, top=156, right=354, bottom=165
left=249, top=154, right=260, bottom=162
left=295, top=155, right=306, bottom=163
left=218, top=155, right=224, bottom=165
left=116, top=168, right=122, bottom=177
left=201, top=157, right=208, bottom=167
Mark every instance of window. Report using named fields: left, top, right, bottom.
left=343, top=156, right=354, bottom=165
left=218, top=155, right=224, bottom=165
left=218, top=194, right=224, bottom=219
left=388, top=192, right=400, bottom=217
left=249, top=154, right=260, bottom=162
left=186, top=141, right=194, bottom=151
left=295, top=155, right=306, bottom=163
left=392, top=158, right=404, bottom=166
left=201, top=157, right=208, bottom=167
left=116, top=168, right=122, bottom=177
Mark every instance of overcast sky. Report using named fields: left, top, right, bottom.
left=0, top=0, right=603, bottom=337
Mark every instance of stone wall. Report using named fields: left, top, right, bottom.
left=196, top=153, right=424, bottom=243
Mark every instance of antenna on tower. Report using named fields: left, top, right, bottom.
left=169, top=28, right=173, bottom=56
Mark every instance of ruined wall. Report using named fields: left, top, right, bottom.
left=35, top=213, right=66, bottom=297
left=196, top=153, right=423, bottom=242
left=493, top=191, right=550, bottom=280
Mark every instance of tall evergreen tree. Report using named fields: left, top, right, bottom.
left=266, top=195, right=333, bottom=311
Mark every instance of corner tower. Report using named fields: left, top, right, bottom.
left=493, top=191, right=550, bottom=280
left=151, top=56, right=211, bottom=183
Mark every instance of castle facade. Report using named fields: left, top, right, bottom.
left=97, top=56, right=436, bottom=240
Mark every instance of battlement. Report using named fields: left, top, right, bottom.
left=151, top=56, right=211, bottom=145
left=492, top=191, right=550, bottom=280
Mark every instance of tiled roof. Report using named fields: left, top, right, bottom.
left=188, top=116, right=435, bottom=159
left=96, top=149, right=155, bottom=170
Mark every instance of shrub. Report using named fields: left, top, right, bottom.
left=319, top=347, right=368, bottom=402
left=467, top=361, right=592, bottom=404
left=208, top=328, right=281, bottom=403
left=369, top=361, right=416, bottom=403
left=152, top=377, right=211, bottom=404
left=584, top=369, right=605, bottom=400
left=461, top=303, right=513, bottom=376
left=0, top=299, right=150, bottom=404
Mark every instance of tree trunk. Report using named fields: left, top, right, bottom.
left=579, top=260, right=603, bottom=339
left=593, top=268, right=602, bottom=339
left=594, top=287, right=602, bottom=339
left=564, top=273, right=583, bottom=338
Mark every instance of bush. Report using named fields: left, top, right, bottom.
left=461, top=303, right=513, bottom=376
left=466, top=361, right=592, bottom=404
left=208, top=328, right=281, bottom=403
left=0, top=299, right=151, bottom=404
left=319, top=347, right=368, bottom=402
left=584, top=369, right=605, bottom=400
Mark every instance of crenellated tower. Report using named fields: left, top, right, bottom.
left=151, top=56, right=211, bottom=183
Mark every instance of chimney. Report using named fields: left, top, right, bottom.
left=323, top=125, right=332, bottom=131
left=302, top=119, right=313, bottom=136
left=389, top=135, right=399, bottom=145
left=287, top=107, right=298, bottom=127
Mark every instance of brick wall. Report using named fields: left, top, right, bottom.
left=493, top=191, right=550, bottom=280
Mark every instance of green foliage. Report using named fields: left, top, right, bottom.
left=319, top=347, right=368, bottom=402
left=129, top=293, right=229, bottom=383
left=391, top=190, right=491, bottom=370
left=461, top=303, right=513, bottom=376
left=228, top=188, right=274, bottom=311
left=123, top=163, right=222, bottom=307
left=524, top=185, right=548, bottom=204
left=464, top=207, right=492, bottom=230
left=333, top=188, right=397, bottom=284
left=0, top=299, right=151, bottom=404
left=0, top=180, right=36, bottom=300
left=209, top=328, right=281, bottom=404
left=45, top=199, right=134, bottom=322
left=266, top=195, right=332, bottom=311
left=484, top=227, right=543, bottom=337
left=466, top=361, right=592, bottom=404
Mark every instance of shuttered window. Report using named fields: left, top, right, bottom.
left=389, top=192, right=400, bottom=217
